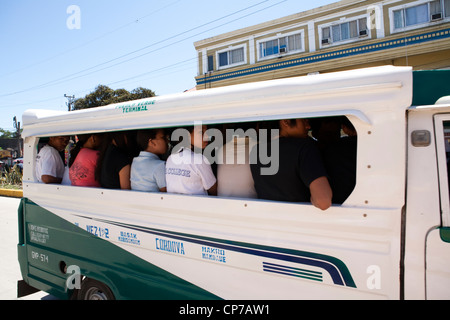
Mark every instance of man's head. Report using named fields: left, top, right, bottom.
left=48, top=136, right=69, bottom=151
left=279, top=119, right=310, bottom=139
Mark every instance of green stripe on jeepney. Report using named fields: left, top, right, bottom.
left=440, top=227, right=450, bottom=243
left=17, top=198, right=220, bottom=300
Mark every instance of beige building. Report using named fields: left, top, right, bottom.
left=194, top=0, right=450, bottom=89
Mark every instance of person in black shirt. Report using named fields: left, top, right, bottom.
left=250, top=119, right=332, bottom=210
left=321, top=117, right=357, bottom=204
left=95, top=132, right=136, bottom=189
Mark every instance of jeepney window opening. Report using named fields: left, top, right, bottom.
left=440, top=120, right=450, bottom=226
left=33, top=115, right=358, bottom=206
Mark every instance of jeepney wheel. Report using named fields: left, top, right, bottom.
left=78, top=278, right=115, bottom=300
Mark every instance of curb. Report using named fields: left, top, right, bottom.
left=0, top=188, right=23, bottom=198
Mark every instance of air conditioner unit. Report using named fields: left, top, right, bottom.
left=322, top=38, right=331, bottom=45
left=279, top=47, right=287, bottom=54
left=359, top=29, right=368, bottom=37
left=431, top=12, right=443, bottom=21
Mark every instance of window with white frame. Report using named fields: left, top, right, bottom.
left=321, top=17, right=368, bottom=45
left=217, top=46, right=245, bottom=69
left=258, top=32, right=303, bottom=59
left=393, top=0, right=450, bottom=31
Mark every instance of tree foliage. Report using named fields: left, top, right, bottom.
left=72, top=85, right=156, bottom=110
left=0, top=128, right=15, bottom=139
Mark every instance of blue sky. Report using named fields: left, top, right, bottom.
left=0, top=0, right=336, bottom=131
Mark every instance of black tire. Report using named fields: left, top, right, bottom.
left=78, top=278, right=115, bottom=300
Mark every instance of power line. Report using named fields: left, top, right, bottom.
left=0, top=57, right=197, bottom=109
left=0, top=0, right=289, bottom=114
left=0, top=0, right=183, bottom=79
left=0, top=0, right=278, bottom=97
left=106, top=57, right=198, bottom=87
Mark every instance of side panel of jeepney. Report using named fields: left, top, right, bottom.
left=22, top=102, right=407, bottom=299
left=22, top=181, right=403, bottom=299
left=19, top=67, right=414, bottom=299
left=405, top=109, right=450, bottom=300
left=425, top=115, right=450, bottom=299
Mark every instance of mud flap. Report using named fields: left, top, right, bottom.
left=17, top=280, right=40, bottom=298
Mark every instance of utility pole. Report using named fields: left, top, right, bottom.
left=13, top=116, right=22, bottom=157
left=64, top=94, right=75, bottom=111
left=13, top=116, right=20, bottom=138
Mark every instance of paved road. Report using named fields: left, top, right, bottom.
left=0, top=196, right=56, bottom=300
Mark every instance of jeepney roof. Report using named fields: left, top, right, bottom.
left=22, top=65, right=413, bottom=138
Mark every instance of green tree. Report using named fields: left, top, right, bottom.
left=0, top=128, right=15, bottom=138
left=130, top=87, right=156, bottom=100
left=73, top=85, right=156, bottom=110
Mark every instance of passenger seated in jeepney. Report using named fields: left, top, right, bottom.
left=165, top=124, right=217, bottom=196
left=250, top=118, right=332, bottom=210
left=35, top=136, right=70, bottom=184
left=309, top=117, right=341, bottom=152
left=321, top=117, right=357, bottom=204
left=217, top=122, right=258, bottom=198
left=131, top=129, right=168, bottom=192
left=69, top=133, right=104, bottom=187
left=95, top=132, right=135, bottom=190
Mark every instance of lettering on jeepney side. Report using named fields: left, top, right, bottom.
left=155, top=238, right=185, bottom=255
left=115, top=100, right=155, bottom=113
left=28, top=224, right=49, bottom=244
left=118, top=231, right=141, bottom=245
left=201, top=246, right=227, bottom=263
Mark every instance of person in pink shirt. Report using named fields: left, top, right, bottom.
left=69, top=133, right=104, bottom=187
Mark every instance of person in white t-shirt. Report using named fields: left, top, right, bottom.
left=217, top=134, right=257, bottom=198
left=166, top=125, right=217, bottom=196
left=35, top=136, right=69, bottom=184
